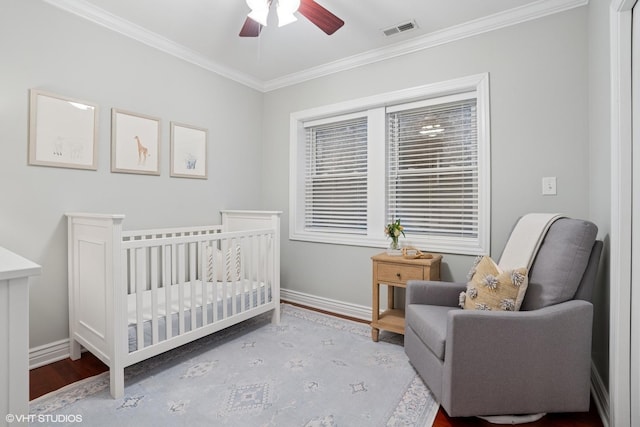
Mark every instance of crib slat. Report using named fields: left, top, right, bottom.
left=211, top=243, right=218, bottom=323
left=172, top=243, right=177, bottom=295
left=206, top=241, right=213, bottom=323
left=250, top=234, right=257, bottom=309
left=200, top=241, right=208, bottom=326
left=257, top=235, right=262, bottom=306
left=231, top=238, right=237, bottom=316
left=135, top=247, right=146, bottom=351
left=164, top=245, right=172, bottom=341
left=264, top=234, right=272, bottom=305
left=221, top=239, right=228, bottom=320
left=265, top=234, right=272, bottom=305
left=256, top=235, right=267, bottom=305
left=255, top=236, right=261, bottom=306
left=261, top=234, right=268, bottom=305
left=128, top=250, right=135, bottom=295
left=177, top=243, right=185, bottom=335
left=150, top=246, right=159, bottom=346
left=213, top=262, right=219, bottom=323
left=239, top=236, right=246, bottom=313
left=189, top=242, right=197, bottom=331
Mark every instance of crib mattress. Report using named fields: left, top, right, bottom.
left=127, top=280, right=270, bottom=352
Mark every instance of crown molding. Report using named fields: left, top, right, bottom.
left=262, top=0, right=588, bottom=91
left=44, top=0, right=587, bottom=93
left=43, top=0, right=265, bottom=91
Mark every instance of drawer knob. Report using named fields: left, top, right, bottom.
left=396, top=272, right=401, bottom=278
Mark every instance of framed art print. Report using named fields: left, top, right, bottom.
left=111, top=108, right=161, bottom=175
left=170, top=122, right=207, bottom=179
left=28, top=89, right=98, bottom=170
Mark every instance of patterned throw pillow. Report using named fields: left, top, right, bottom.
left=206, top=245, right=242, bottom=282
left=459, top=256, right=528, bottom=311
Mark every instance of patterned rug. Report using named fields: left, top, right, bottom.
left=30, top=304, right=438, bottom=426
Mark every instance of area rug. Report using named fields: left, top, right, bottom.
left=30, top=304, right=438, bottom=426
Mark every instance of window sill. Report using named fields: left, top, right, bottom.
left=289, top=230, right=487, bottom=256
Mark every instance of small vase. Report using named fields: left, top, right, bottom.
left=387, top=239, right=402, bottom=255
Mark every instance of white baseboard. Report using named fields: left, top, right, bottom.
left=29, top=339, right=70, bottom=369
left=280, top=288, right=371, bottom=321
left=591, top=361, right=610, bottom=427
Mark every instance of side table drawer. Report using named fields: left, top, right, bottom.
left=377, top=263, right=423, bottom=283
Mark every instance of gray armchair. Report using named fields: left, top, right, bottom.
left=404, top=218, right=603, bottom=418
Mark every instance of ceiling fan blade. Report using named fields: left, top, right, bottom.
left=298, top=0, right=344, bottom=35
left=239, top=17, right=262, bottom=37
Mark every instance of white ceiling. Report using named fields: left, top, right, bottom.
left=44, top=0, right=586, bottom=91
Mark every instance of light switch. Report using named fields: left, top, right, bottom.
left=542, top=177, right=557, bottom=195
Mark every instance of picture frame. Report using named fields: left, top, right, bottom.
left=170, top=122, right=208, bottom=179
left=111, top=108, right=161, bottom=175
left=28, top=89, right=98, bottom=170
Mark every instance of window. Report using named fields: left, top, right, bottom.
left=290, top=74, right=490, bottom=255
left=387, top=95, right=479, bottom=241
left=304, top=114, right=368, bottom=234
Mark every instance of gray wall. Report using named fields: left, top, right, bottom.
left=263, top=8, right=591, bottom=307
left=0, top=1, right=264, bottom=348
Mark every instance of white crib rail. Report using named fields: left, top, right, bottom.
left=122, top=224, right=223, bottom=241
left=122, top=228, right=275, bottom=353
left=66, top=211, right=281, bottom=399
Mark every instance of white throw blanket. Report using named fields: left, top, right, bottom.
left=498, top=213, right=564, bottom=271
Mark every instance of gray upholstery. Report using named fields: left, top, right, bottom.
left=521, top=218, right=598, bottom=310
left=406, top=305, right=456, bottom=359
left=404, top=217, right=601, bottom=418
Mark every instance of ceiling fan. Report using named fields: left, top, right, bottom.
left=239, top=0, right=344, bottom=37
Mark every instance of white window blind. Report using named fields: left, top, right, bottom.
left=304, top=116, right=368, bottom=234
left=291, top=74, right=489, bottom=254
left=387, top=97, right=479, bottom=239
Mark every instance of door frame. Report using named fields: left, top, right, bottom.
left=609, top=1, right=635, bottom=426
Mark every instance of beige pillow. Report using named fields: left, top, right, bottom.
left=459, top=256, right=528, bottom=311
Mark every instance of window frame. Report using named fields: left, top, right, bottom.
left=289, top=73, right=491, bottom=255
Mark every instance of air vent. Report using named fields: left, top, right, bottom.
left=383, top=20, right=418, bottom=37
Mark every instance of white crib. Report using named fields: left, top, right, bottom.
left=66, top=210, right=280, bottom=398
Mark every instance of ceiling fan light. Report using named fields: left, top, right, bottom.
left=246, top=0, right=269, bottom=26
left=277, top=9, right=297, bottom=27
left=277, top=0, right=299, bottom=26
left=248, top=8, right=269, bottom=26
left=278, top=0, right=300, bottom=13
left=246, top=0, right=267, bottom=10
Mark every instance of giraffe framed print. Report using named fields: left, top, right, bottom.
left=28, top=89, right=98, bottom=170
left=111, top=108, right=161, bottom=175
left=170, top=122, right=207, bottom=179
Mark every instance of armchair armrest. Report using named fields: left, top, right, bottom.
left=406, top=280, right=467, bottom=307
left=442, top=299, right=593, bottom=416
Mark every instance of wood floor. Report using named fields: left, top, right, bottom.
left=30, top=351, right=108, bottom=401
left=30, top=303, right=605, bottom=426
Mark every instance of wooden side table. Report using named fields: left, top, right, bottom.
left=371, top=252, right=442, bottom=342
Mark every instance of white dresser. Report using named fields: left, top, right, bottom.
left=0, top=247, right=40, bottom=426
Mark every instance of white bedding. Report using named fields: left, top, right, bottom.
left=126, top=280, right=270, bottom=352
left=127, top=279, right=267, bottom=325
